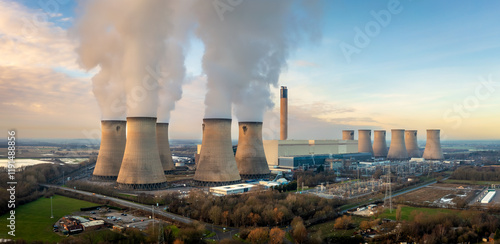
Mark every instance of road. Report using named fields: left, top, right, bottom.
left=40, top=184, right=193, bottom=224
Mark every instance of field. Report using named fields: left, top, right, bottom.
left=0, top=195, right=99, bottom=242
left=393, top=183, right=481, bottom=207
left=379, top=205, right=458, bottom=221
left=444, top=179, right=500, bottom=185
left=308, top=215, right=367, bottom=239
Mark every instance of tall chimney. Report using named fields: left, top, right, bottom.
left=342, top=130, right=354, bottom=140
left=280, top=86, right=288, bottom=140
left=194, top=119, right=242, bottom=186
left=93, top=120, right=126, bottom=181
left=423, top=129, right=444, bottom=160
left=117, top=117, right=167, bottom=190
left=387, top=129, right=408, bottom=160
left=157, top=123, right=176, bottom=174
left=405, top=130, right=421, bottom=158
left=358, top=130, right=373, bottom=155
left=235, top=122, right=270, bottom=179
left=373, top=130, right=388, bottom=158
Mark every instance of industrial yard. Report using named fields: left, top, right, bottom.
left=393, top=183, right=483, bottom=207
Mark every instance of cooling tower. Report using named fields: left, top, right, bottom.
left=423, top=129, right=444, bottom=160
left=358, top=130, right=373, bottom=155
left=342, top=130, right=354, bottom=140
left=92, top=120, right=126, bottom=181
left=405, top=130, right=421, bottom=158
left=387, top=129, right=409, bottom=160
left=372, top=130, right=388, bottom=158
left=193, top=119, right=242, bottom=186
left=116, top=117, right=167, bottom=190
left=235, top=122, right=270, bottom=179
left=156, top=123, right=176, bottom=174
left=280, top=86, right=288, bottom=140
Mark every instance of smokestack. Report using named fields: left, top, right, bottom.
left=93, top=120, right=126, bottom=181
left=342, top=130, right=354, bottom=140
left=373, top=130, right=388, bottom=158
left=280, top=86, right=288, bottom=140
left=358, top=130, right=373, bottom=155
left=117, top=117, right=167, bottom=190
left=157, top=123, right=175, bottom=174
left=387, top=129, right=409, bottom=160
left=423, top=129, right=444, bottom=160
left=405, top=130, right=421, bottom=158
left=235, top=122, right=270, bottom=179
left=194, top=119, right=242, bottom=186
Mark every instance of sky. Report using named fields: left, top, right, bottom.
left=1, top=0, right=499, bottom=141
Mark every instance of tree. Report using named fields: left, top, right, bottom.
left=208, top=205, right=222, bottom=225
left=292, top=221, right=308, bottom=244
left=333, top=215, right=352, bottom=230
left=173, top=240, right=184, bottom=244
left=359, top=220, right=371, bottom=230
left=247, top=227, right=269, bottom=244
left=269, top=227, right=285, bottom=244
left=396, top=205, right=402, bottom=221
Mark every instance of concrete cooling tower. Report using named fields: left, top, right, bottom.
left=280, top=86, right=288, bottom=140
left=423, top=129, right=444, bottom=160
left=157, top=123, right=176, bottom=174
left=92, top=120, right=126, bottom=181
left=342, top=130, right=354, bottom=140
left=387, top=129, right=409, bottom=160
left=194, top=119, right=242, bottom=186
left=372, top=130, right=388, bottom=158
left=358, top=130, right=373, bottom=155
left=116, top=117, right=167, bottom=190
left=405, top=130, right=421, bottom=158
left=235, top=122, right=270, bottom=179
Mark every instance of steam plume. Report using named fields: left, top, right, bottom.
left=73, top=0, right=190, bottom=120
left=194, top=0, right=322, bottom=121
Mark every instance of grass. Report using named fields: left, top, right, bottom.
left=444, top=179, right=500, bottom=185
left=0, top=195, right=99, bottom=242
left=379, top=205, right=457, bottom=221
left=308, top=215, right=367, bottom=239
left=166, top=225, right=180, bottom=236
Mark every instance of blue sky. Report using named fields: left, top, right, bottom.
left=0, top=0, right=499, bottom=140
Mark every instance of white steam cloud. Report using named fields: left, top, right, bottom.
left=73, top=0, right=190, bottom=121
left=194, top=0, right=322, bottom=121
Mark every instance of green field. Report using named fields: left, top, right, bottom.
left=444, top=179, right=500, bottom=185
left=308, top=215, right=366, bottom=239
left=379, top=205, right=457, bottom=221
left=0, top=195, right=99, bottom=242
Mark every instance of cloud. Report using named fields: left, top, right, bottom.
left=292, top=60, right=319, bottom=67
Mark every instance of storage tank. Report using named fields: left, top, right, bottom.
left=116, top=117, right=167, bottom=190
left=92, top=120, right=126, bottom=181
left=423, top=129, right=444, bottom=160
left=372, top=130, right=388, bottom=158
left=358, top=130, right=373, bottom=155
left=193, top=119, right=242, bottom=186
left=235, top=122, right=270, bottom=179
left=387, top=129, right=408, bottom=160
left=156, top=123, right=176, bottom=174
left=342, top=130, right=354, bottom=140
left=405, top=130, right=421, bottom=158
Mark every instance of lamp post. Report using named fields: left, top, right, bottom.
left=50, top=196, right=54, bottom=218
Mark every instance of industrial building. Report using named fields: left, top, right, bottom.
left=116, top=117, right=167, bottom=190
left=358, top=130, right=374, bottom=155
left=481, top=190, right=496, bottom=204
left=156, top=123, right=176, bottom=173
left=193, top=119, right=242, bottom=186
left=280, top=86, right=288, bottom=140
left=93, top=120, right=126, bottom=181
left=423, top=129, right=444, bottom=160
left=373, top=130, right=388, bottom=157
left=405, top=130, right=421, bottom=158
left=277, top=153, right=372, bottom=169
left=387, top=129, right=409, bottom=160
left=210, top=183, right=256, bottom=195
left=235, top=122, right=271, bottom=179
left=263, top=139, right=359, bottom=167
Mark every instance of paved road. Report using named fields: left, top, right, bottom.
left=40, top=184, right=193, bottom=224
